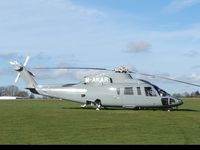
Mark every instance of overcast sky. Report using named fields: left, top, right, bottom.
left=1, top=0, right=200, bottom=94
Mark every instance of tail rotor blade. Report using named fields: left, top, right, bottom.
left=15, top=73, right=20, bottom=83
left=10, top=61, right=15, bottom=65
left=23, top=56, right=30, bottom=66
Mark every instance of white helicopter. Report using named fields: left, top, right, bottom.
left=10, top=56, right=200, bottom=111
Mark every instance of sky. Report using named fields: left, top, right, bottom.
left=1, top=0, right=200, bottom=94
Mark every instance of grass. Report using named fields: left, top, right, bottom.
left=0, top=98, right=200, bottom=144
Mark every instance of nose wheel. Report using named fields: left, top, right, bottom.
left=166, top=107, right=173, bottom=112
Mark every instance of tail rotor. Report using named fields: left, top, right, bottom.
left=23, top=56, right=30, bottom=67
left=15, top=73, right=21, bottom=83
left=10, top=56, right=30, bottom=83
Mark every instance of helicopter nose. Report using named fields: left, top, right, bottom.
left=174, top=98, right=183, bottom=106
left=177, top=99, right=183, bottom=105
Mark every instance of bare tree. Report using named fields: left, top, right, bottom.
left=6, top=85, right=19, bottom=96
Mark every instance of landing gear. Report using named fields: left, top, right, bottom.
left=80, top=101, right=92, bottom=108
left=81, top=104, right=87, bottom=108
left=95, top=99, right=102, bottom=111
left=80, top=99, right=102, bottom=111
left=96, top=104, right=101, bottom=111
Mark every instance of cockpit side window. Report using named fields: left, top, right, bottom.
left=144, top=87, right=156, bottom=97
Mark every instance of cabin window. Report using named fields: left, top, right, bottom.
left=124, top=87, right=133, bottom=95
left=110, top=78, right=113, bottom=83
left=137, top=87, right=141, bottom=95
left=81, top=94, right=86, bottom=98
left=144, top=87, right=156, bottom=96
left=117, top=88, right=120, bottom=95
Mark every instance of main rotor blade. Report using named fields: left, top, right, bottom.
left=136, top=72, right=200, bottom=87
left=33, top=67, right=108, bottom=71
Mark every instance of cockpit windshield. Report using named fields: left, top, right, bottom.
left=153, top=85, right=169, bottom=97
left=139, top=79, right=170, bottom=97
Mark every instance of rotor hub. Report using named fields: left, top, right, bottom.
left=113, top=66, right=129, bottom=73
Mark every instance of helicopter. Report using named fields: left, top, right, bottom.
left=9, top=56, right=200, bottom=111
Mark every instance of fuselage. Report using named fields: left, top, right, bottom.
left=35, top=72, right=183, bottom=109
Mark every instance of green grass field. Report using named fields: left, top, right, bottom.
left=0, top=98, right=200, bottom=144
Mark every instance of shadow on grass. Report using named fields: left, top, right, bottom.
left=171, top=109, right=200, bottom=112
left=61, top=106, right=200, bottom=112
left=62, top=106, right=126, bottom=111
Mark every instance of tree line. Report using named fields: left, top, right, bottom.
left=173, top=91, right=200, bottom=98
left=0, top=85, right=35, bottom=98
